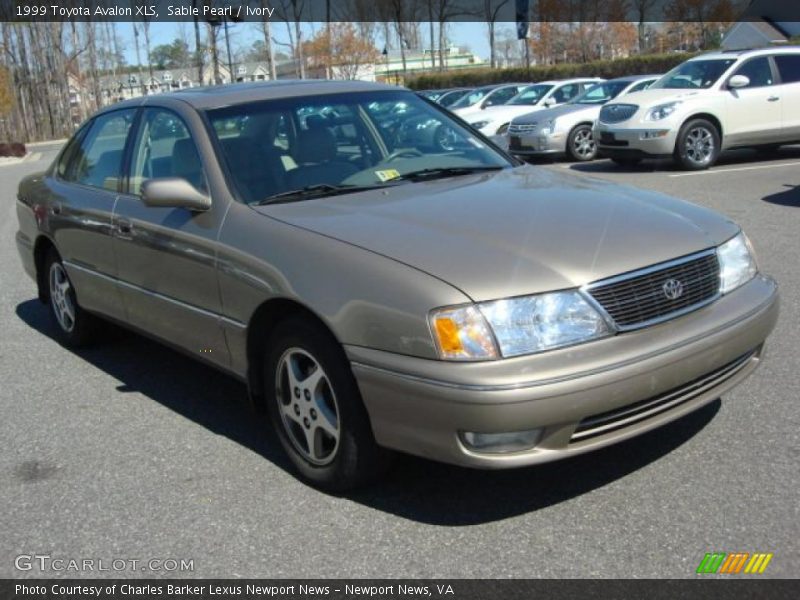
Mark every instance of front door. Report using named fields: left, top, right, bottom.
left=112, top=107, right=230, bottom=368
left=724, top=56, right=782, bottom=146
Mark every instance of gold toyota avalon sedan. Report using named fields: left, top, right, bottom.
left=15, top=81, right=778, bottom=490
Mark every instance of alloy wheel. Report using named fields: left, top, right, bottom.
left=275, top=347, right=341, bottom=466
left=684, top=126, right=715, bottom=166
left=572, top=128, right=596, bottom=159
left=49, top=262, right=76, bottom=333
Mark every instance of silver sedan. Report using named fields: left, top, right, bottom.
left=508, top=75, right=659, bottom=161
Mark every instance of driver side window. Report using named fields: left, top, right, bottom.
left=552, top=84, right=579, bottom=103
left=732, top=57, right=774, bottom=88
left=128, top=109, right=207, bottom=196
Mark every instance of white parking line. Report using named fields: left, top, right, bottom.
left=669, top=162, right=800, bottom=177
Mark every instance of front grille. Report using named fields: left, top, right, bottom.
left=570, top=349, right=757, bottom=443
left=588, top=250, right=720, bottom=330
left=508, top=123, right=537, bottom=134
left=599, top=103, right=638, bottom=124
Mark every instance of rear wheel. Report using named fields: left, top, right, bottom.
left=44, top=249, right=98, bottom=346
left=264, top=317, right=392, bottom=491
left=566, top=124, right=597, bottom=161
left=674, top=118, right=720, bottom=170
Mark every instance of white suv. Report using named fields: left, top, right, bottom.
left=594, top=47, right=800, bottom=170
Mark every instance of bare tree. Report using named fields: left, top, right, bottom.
left=484, top=0, right=511, bottom=68
left=274, top=0, right=306, bottom=78
left=632, top=0, right=659, bottom=53
left=192, top=1, right=204, bottom=83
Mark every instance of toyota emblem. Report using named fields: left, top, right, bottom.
left=663, top=278, right=684, bottom=300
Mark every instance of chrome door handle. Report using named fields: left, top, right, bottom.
left=767, top=96, right=780, bottom=102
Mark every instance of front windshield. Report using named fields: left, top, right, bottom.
left=573, top=81, right=629, bottom=104
left=205, top=90, right=512, bottom=203
left=508, top=84, right=554, bottom=106
left=450, top=87, right=490, bottom=109
left=651, top=59, right=736, bottom=89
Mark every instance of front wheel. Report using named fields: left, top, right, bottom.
left=674, top=118, right=720, bottom=170
left=264, top=317, right=392, bottom=491
left=566, top=124, right=597, bottom=161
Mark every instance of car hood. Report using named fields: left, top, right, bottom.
left=605, top=87, right=705, bottom=108
left=255, top=166, right=738, bottom=302
left=513, top=103, right=600, bottom=124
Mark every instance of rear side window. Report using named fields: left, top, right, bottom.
left=62, top=109, right=136, bottom=191
left=775, top=54, right=800, bottom=84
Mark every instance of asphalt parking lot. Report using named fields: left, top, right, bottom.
left=1, top=143, right=798, bottom=578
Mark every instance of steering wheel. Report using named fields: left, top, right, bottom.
left=384, top=149, right=424, bottom=163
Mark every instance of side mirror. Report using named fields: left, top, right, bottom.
left=728, top=74, right=750, bottom=89
left=544, top=97, right=557, bottom=107
left=141, top=178, right=211, bottom=211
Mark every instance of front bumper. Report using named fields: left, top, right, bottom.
left=594, top=122, right=678, bottom=158
left=348, top=276, right=778, bottom=468
left=508, top=132, right=565, bottom=156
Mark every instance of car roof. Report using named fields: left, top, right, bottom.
left=527, top=78, right=604, bottom=85
left=694, top=45, right=800, bottom=61
left=101, top=79, right=406, bottom=112
left=607, top=74, right=662, bottom=83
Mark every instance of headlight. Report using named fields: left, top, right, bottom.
left=718, top=232, right=758, bottom=294
left=645, top=101, right=681, bottom=121
left=541, top=119, right=556, bottom=134
left=496, top=123, right=510, bottom=135
left=470, top=120, right=491, bottom=130
left=430, top=291, right=610, bottom=360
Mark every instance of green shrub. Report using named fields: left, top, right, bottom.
left=406, top=53, right=696, bottom=89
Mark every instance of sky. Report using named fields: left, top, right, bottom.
left=117, top=21, right=501, bottom=65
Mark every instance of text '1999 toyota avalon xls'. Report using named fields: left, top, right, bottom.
left=15, top=80, right=778, bottom=490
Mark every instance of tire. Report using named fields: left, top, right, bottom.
left=674, top=118, right=720, bottom=170
left=610, top=157, right=642, bottom=167
left=566, top=124, right=597, bottom=161
left=264, top=317, right=393, bottom=491
left=44, top=248, right=99, bottom=347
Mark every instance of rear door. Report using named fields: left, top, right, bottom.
left=49, top=108, right=136, bottom=321
left=111, top=105, right=231, bottom=367
left=773, top=53, right=800, bottom=141
left=723, top=56, right=782, bottom=145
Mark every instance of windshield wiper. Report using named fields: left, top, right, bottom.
left=256, top=183, right=383, bottom=206
left=391, top=165, right=504, bottom=182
